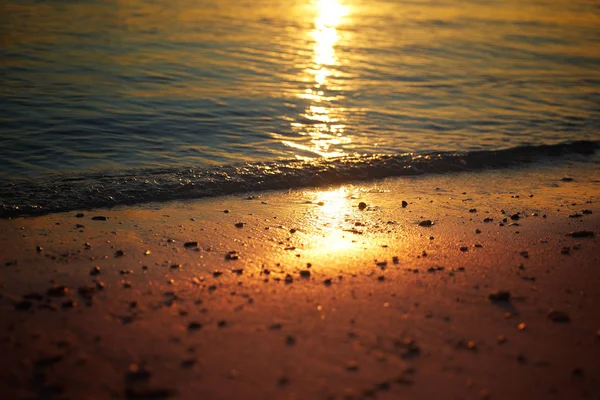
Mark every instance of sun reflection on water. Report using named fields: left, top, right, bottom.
left=283, top=0, right=351, bottom=159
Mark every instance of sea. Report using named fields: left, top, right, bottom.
left=1, top=0, right=599, bottom=217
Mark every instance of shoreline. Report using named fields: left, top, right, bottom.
left=1, top=165, right=599, bottom=399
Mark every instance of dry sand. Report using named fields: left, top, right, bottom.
left=1, top=164, right=599, bottom=400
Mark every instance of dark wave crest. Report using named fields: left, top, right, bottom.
left=1, top=140, right=597, bottom=218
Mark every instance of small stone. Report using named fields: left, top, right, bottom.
left=488, top=290, right=511, bottom=302
left=566, top=231, right=594, bottom=238
left=469, top=208, right=477, bottom=213
left=285, top=335, right=296, bottom=346
left=123, top=281, right=132, bottom=288
left=223, top=209, right=230, bottom=213
left=36, top=245, right=43, bottom=252
left=47, top=286, right=68, bottom=297
left=289, top=228, right=297, bottom=234
left=401, top=201, right=408, bottom=208
left=234, top=222, right=245, bottom=228
left=62, top=299, right=76, bottom=309
left=475, top=229, right=481, bottom=234
left=188, top=322, right=202, bottom=331
left=510, top=213, right=520, bottom=220
left=184, top=241, right=198, bottom=248
left=377, top=275, right=385, bottom=281
left=459, top=246, right=468, bottom=252
left=418, top=220, right=433, bottom=227
left=75, top=213, right=85, bottom=218
left=358, top=202, right=367, bottom=210
left=225, top=251, right=240, bottom=260
left=300, top=270, right=311, bottom=278
left=547, top=310, right=570, bottom=323
left=89, top=266, right=101, bottom=276
left=324, top=278, right=332, bottom=286
left=582, top=209, right=592, bottom=215
left=345, top=360, right=359, bottom=371
left=284, top=274, right=293, bottom=284
left=115, top=250, right=124, bottom=257
left=91, top=216, right=107, bottom=221
left=518, top=322, right=526, bottom=331
left=14, top=300, right=33, bottom=311
left=213, top=270, right=223, bottom=277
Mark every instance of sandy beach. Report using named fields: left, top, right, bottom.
left=1, top=163, right=599, bottom=400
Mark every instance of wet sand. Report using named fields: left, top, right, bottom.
left=1, top=165, right=599, bottom=400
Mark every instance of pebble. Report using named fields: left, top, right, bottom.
left=547, top=310, right=571, bottom=323
left=345, top=360, right=359, bottom=371
left=234, top=222, right=245, bottom=228
left=115, top=250, right=124, bottom=257
left=188, top=322, right=203, bottom=331
left=36, top=245, right=43, bottom=252
left=401, top=200, right=408, bottom=208
left=47, top=286, right=68, bottom=297
left=488, top=290, right=511, bottom=302
left=91, top=216, right=107, bottom=221
left=418, top=220, right=433, bottom=227
left=323, top=278, right=332, bottom=286
left=284, top=274, right=293, bottom=284
left=285, top=335, right=296, bottom=346
left=75, top=213, right=85, bottom=218
left=566, top=231, right=594, bottom=238
left=184, top=241, right=198, bottom=248
left=510, top=213, right=520, bottom=220
left=469, top=208, right=477, bottom=213
left=223, top=210, right=229, bottom=213
left=225, top=251, right=240, bottom=260
left=300, top=270, right=311, bottom=278
left=358, top=202, right=367, bottom=210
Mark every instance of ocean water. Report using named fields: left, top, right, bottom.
left=1, top=0, right=599, bottom=216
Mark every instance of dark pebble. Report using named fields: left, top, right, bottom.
left=91, top=216, right=107, bottom=221
left=14, top=300, right=33, bottom=311
left=401, top=200, right=408, bottom=208
left=184, top=241, right=198, bottom=248
left=188, top=322, right=203, bottom=331
left=510, top=213, right=520, bottom=220
left=418, top=220, right=433, bottom=227
left=566, top=231, right=594, bottom=238
left=47, top=286, right=68, bottom=297
left=469, top=208, right=477, bottom=213
left=300, top=270, right=311, bottom=278
left=115, top=250, right=124, bottom=257
left=225, top=251, right=240, bottom=260
left=90, top=266, right=101, bottom=276
left=62, top=299, right=76, bottom=309
left=582, top=209, right=592, bottom=215
left=561, top=177, right=574, bottom=182
left=284, top=274, right=293, bottom=284
left=75, top=213, right=85, bottom=218
left=36, top=245, right=43, bottom=252
left=324, top=278, right=332, bottom=286
left=223, top=209, right=230, bottom=213
left=548, top=310, right=571, bottom=323
left=213, top=270, right=222, bottom=277
left=234, top=222, right=245, bottom=228
left=358, top=202, right=367, bottom=210
left=459, top=246, right=468, bottom=252
left=489, top=290, right=511, bottom=302
left=285, top=335, right=296, bottom=346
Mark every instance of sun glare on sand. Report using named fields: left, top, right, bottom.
left=303, top=186, right=359, bottom=256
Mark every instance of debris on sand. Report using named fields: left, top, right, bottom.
left=234, top=222, right=245, bottom=228
left=402, top=200, right=408, bottom=208
left=91, top=216, right=107, bottom=221
left=488, top=291, right=511, bottom=302
left=225, top=251, right=240, bottom=260
left=547, top=310, right=571, bottom=323
left=566, top=231, right=594, bottom=238
left=184, top=241, right=198, bottom=248
left=358, top=202, right=367, bottom=210
left=418, top=220, right=433, bottom=227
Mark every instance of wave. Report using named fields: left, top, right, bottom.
left=1, top=140, right=598, bottom=218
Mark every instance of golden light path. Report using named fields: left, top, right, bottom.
left=283, top=0, right=351, bottom=158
